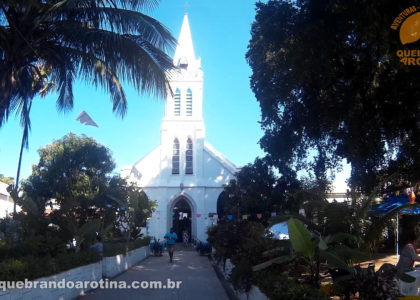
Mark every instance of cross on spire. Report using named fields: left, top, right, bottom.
left=184, top=1, right=189, bottom=13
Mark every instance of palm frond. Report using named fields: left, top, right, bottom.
left=0, top=0, right=175, bottom=128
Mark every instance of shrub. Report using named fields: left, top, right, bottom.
left=254, top=268, right=329, bottom=300
left=103, top=237, right=151, bottom=257
left=0, top=250, right=100, bottom=281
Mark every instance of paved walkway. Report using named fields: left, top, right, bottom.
left=81, top=245, right=228, bottom=300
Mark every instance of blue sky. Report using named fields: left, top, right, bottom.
left=0, top=0, right=265, bottom=181
left=0, top=0, right=349, bottom=190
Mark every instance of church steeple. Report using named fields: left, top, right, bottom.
left=173, top=14, right=200, bottom=70
left=160, top=13, right=205, bottom=180
left=163, top=13, right=203, bottom=121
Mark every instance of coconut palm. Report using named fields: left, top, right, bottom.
left=0, top=0, right=176, bottom=127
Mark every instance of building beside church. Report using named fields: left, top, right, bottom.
left=121, top=14, right=238, bottom=242
left=0, top=182, right=14, bottom=218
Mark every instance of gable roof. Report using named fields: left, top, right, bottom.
left=204, top=141, right=239, bottom=175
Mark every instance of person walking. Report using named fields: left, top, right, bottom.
left=164, top=228, right=178, bottom=263
left=183, top=230, right=189, bottom=247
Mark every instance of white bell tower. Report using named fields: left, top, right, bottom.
left=160, top=13, right=205, bottom=181
left=122, top=13, right=238, bottom=241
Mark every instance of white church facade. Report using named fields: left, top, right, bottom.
left=121, top=14, right=238, bottom=242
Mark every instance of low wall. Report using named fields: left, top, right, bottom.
left=0, top=261, right=102, bottom=300
left=214, top=257, right=268, bottom=300
left=0, top=246, right=150, bottom=300
left=102, top=246, right=149, bottom=278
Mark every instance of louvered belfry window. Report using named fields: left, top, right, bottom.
left=174, top=89, right=181, bottom=116
left=186, top=89, right=192, bottom=116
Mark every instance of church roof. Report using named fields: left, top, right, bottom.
left=204, top=142, right=239, bottom=175
left=173, top=13, right=198, bottom=69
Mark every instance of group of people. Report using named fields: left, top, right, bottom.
left=88, top=228, right=188, bottom=264
left=91, top=229, right=420, bottom=269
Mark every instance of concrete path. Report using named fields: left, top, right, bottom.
left=81, top=245, right=228, bottom=300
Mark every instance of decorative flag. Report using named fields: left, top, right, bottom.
left=196, top=214, right=202, bottom=218
left=76, top=110, right=98, bottom=127
left=242, top=215, right=248, bottom=220
left=396, top=191, right=400, bottom=196
left=227, top=215, right=233, bottom=220
left=271, top=212, right=277, bottom=217
left=410, top=191, right=416, bottom=203
left=257, top=213, right=262, bottom=219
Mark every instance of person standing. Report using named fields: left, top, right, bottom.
left=182, top=230, right=189, bottom=247
left=397, top=235, right=420, bottom=274
left=91, top=235, right=103, bottom=259
left=164, top=228, right=178, bottom=263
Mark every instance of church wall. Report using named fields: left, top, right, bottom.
left=142, top=186, right=224, bottom=242
left=123, top=14, right=237, bottom=244
left=202, top=150, right=235, bottom=186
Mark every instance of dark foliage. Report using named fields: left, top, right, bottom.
left=247, top=0, right=420, bottom=193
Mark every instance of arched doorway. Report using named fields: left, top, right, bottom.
left=217, top=191, right=229, bottom=218
left=171, top=198, right=192, bottom=242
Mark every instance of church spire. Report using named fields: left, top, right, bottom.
left=173, top=13, right=198, bottom=69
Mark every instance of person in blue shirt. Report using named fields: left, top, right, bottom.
left=90, top=235, right=103, bottom=259
left=164, top=228, right=178, bottom=263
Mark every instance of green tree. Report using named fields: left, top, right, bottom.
left=0, top=174, right=13, bottom=185
left=16, top=133, right=156, bottom=250
left=107, top=176, right=156, bottom=240
left=0, top=0, right=175, bottom=128
left=19, top=133, right=116, bottom=248
left=246, top=0, right=420, bottom=193
left=220, top=158, right=304, bottom=220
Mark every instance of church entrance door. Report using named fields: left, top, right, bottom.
left=172, top=198, right=192, bottom=242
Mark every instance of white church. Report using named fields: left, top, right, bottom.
left=122, top=14, right=238, bottom=242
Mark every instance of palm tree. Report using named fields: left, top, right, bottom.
left=1, top=0, right=176, bottom=216
left=0, top=0, right=176, bottom=127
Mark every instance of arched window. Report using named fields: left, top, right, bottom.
left=186, top=89, right=192, bottom=116
left=186, top=138, right=193, bottom=174
left=174, top=89, right=181, bottom=116
left=172, top=139, right=180, bottom=174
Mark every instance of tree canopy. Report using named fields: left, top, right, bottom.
left=17, top=133, right=154, bottom=248
left=246, top=0, right=420, bottom=193
left=220, top=158, right=309, bottom=220
left=0, top=0, right=175, bottom=128
left=0, top=174, right=13, bottom=185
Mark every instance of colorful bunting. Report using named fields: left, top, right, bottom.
left=242, top=215, right=248, bottom=220
left=227, top=215, right=233, bottom=220
left=271, top=212, right=277, bottom=217
left=257, top=213, right=262, bottom=219
left=410, top=191, right=416, bottom=203
left=196, top=214, right=202, bottom=218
